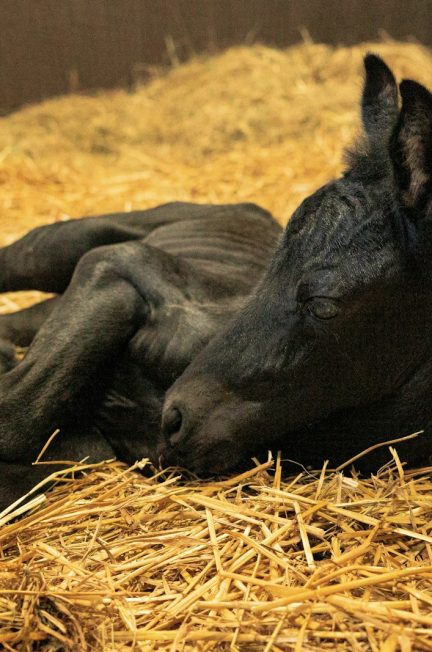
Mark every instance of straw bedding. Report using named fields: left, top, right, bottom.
left=1, top=40, right=432, bottom=650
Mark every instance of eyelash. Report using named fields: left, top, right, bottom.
left=302, top=297, right=340, bottom=320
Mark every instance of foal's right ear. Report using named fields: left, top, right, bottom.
left=390, top=79, right=432, bottom=217
left=362, top=54, right=399, bottom=144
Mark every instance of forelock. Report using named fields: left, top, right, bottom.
left=283, top=180, right=397, bottom=267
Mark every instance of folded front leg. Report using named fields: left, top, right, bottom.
left=0, top=240, right=208, bottom=466
left=0, top=242, right=149, bottom=463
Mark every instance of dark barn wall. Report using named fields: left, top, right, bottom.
left=1, top=0, right=432, bottom=112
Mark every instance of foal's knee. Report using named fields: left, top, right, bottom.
left=72, top=242, right=144, bottom=285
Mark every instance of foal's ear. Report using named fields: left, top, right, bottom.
left=362, top=54, right=398, bottom=143
left=390, top=80, right=432, bottom=217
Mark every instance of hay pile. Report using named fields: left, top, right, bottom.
left=2, top=455, right=432, bottom=651
left=1, top=39, right=432, bottom=649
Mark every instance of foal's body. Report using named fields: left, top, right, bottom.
left=0, top=203, right=281, bottom=508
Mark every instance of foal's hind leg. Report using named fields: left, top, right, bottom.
left=0, top=212, right=153, bottom=293
left=0, top=203, right=204, bottom=343
left=0, top=297, right=59, bottom=346
left=0, top=202, right=215, bottom=294
left=0, top=338, right=17, bottom=374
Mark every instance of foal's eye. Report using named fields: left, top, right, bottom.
left=306, top=298, right=340, bottom=320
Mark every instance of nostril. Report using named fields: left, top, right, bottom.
left=161, top=405, right=183, bottom=444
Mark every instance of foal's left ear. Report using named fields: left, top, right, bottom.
left=390, top=79, right=432, bottom=219
left=362, top=54, right=398, bottom=143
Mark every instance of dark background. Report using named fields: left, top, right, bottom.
left=1, top=0, right=431, bottom=112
